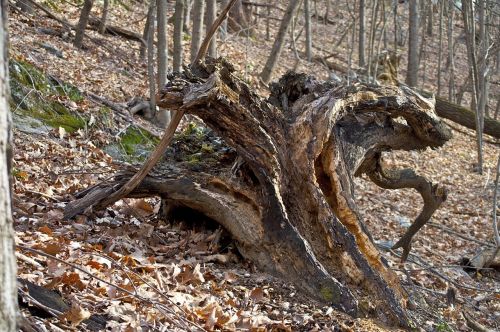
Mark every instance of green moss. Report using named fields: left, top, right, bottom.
left=319, top=286, right=339, bottom=303
left=10, top=60, right=52, bottom=93
left=9, top=59, right=86, bottom=133
left=118, top=127, right=159, bottom=159
left=41, top=103, right=86, bottom=132
left=51, top=79, right=84, bottom=102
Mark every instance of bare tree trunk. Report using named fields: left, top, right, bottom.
left=157, top=0, right=168, bottom=86
left=191, top=0, right=205, bottom=62
left=478, top=0, right=485, bottom=43
left=0, top=1, right=18, bottom=330
left=183, top=0, right=193, bottom=33
left=426, top=0, right=433, bottom=36
left=173, top=0, right=185, bottom=72
left=447, top=0, right=455, bottom=101
left=359, top=0, right=366, bottom=67
left=367, top=0, right=379, bottom=80
left=304, top=0, right=312, bottom=62
left=157, top=0, right=170, bottom=126
left=393, top=1, right=398, bottom=53
left=74, top=0, right=94, bottom=48
left=147, top=3, right=156, bottom=120
left=437, top=0, right=444, bottom=96
left=220, top=0, right=229, bottom=41
left=260, top=0, right=301, bottom=84
left=140, top=3, right=154, bottom=60
left=461, top=0, right=483, bottom=173
left=266, top=4, right=271, bottom=40
left=98, top=0, right=109, bottom=34
left=406, top=0, right=419, bottom=87
left=205, top=0, right=217, bottom=58
left=324, top=0, right=330, bottom=23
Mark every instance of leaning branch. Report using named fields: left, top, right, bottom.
left=367, top=156, right=448, bottom=261
left=65, top=0, right=239, bottom=218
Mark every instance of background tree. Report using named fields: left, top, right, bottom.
left=74, top=0, right=94, bottom=48
left=406, top=0, right=419, bottom=86
left=190, top=0, right=205, bottom=62
left=140, top=3, right=154, bottom=59
left=173, top=0, right=185, bottom=72
left=0, top=0, right=18, bottom=330
left=260, top=0, right=301, bottom=84
left=147, top=2, right=156, bottom=121
left=157, top=0, right=170, bottom=126
left=461, top=0, right=483, bottom=173
left=304, top=0, right=312, bottom=62
left=98, top=0, right=109, bottom=34
left=157, top=0, right=168, bottom=86
left=205, top=0, right=217, bottom=58
left=358, top=0, right=366, bottom=67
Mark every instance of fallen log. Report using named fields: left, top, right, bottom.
left=420, top=92, right=500, bottom=139
left=65, top=58, right=453, bottom=327
left=87, top=17, right=145, bottom=45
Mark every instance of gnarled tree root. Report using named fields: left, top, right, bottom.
left=366, top=155, right=448, bottom=261
left=65, top=59, right=453, bottom=327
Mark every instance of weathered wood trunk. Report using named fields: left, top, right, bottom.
left=65, top=58, right=452, bottom=327
left=0, top=1, right=19, bottom=330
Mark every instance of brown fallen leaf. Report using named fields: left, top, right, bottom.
left=249, top=287, right=264, bottom=303
left=59, top=301, right=90, bottom=327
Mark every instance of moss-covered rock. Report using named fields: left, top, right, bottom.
left=9, top=59, right=86, bottom=133
left=104, top=126, right=160, bottom=162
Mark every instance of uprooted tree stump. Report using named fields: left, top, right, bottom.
left=65, top=58, right=452, bottom=327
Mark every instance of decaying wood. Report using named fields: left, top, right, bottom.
left=419, top=91, right=500, bottom=139
left=87, top=17, right=145, bottom=45
left=320, top=52, right=500, bottom=139
left=65, top=57, right=453, bottom=326
left=367, top=158, right=447, bottom=261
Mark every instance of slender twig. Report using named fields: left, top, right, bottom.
left=389, top=249, right=500, bottom=294
left=427, top=222, right=496, bottom=248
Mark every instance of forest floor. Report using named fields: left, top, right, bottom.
left=8, top=1, right=500, bottom=331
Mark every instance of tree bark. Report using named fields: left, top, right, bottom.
left=227, top=0, right=252, bottom=35
left=205, top=0, right=217, bottom=58
left=74, top=0, right=94, bottom=48
left=147, top=3, right=156, bottom=120
left=358, top=0, right=366, bottom=67
left=0, top=0, right=18, bottom=330
left=431, top=96, right=500, bottom=139
left=260, top=0, right=301, bottom=84
left=406, top=0, right=419, bottom=86
left=173, top=0, right=185, bottom=72
left=461, top=0, right=483, bottom=173
left=66, top=58, right=454, bottom=327
left=304, top=0, right=312, bottom=62
left=15, top=0, right=33, bottom=14
left=140, top=3, right=154, bottom=59
left=157, top=0, right=168, bottom=86
left=98, top=0, right=109, bottom=34
left=191, top=0, right=205, bottom=63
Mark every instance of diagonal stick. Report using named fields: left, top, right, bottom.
left=92, top=0, right=238, bottom=211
